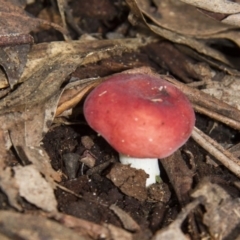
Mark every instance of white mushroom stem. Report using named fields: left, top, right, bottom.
left=119, top=154, right=160, bottom=187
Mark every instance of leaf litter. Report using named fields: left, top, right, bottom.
left=0, top=0, right=240, bottom=239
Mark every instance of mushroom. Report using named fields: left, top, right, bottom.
left=83, top=70, right=195, bottom=186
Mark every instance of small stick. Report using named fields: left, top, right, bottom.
left=191, top=127, right=240, bottom=178
left=193, top=104, right=240, bottom=131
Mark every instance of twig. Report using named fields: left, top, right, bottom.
left=191, top=127, right=240, bottom=178
left=193, top=104, right=240, bottom=131
left=164, top=75, right=240, bottom=125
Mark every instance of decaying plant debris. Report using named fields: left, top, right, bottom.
left=0, top=0, right=240, bottom=239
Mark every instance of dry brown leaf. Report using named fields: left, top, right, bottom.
left=53, top=212, right=135, bottom=240
left=56, top=0, right=70, bottom=40
left=0, top=211, right=89, bottom=240
left=161, top=150, right=194, bottom=205
left=192, top=181, right=240, bottom=239
left=203, top=23, right=240, bottom=52
left=25, top=93, right=62, bottom=146
left=222, top=13, right=240, bottom=27
left=0, top=0, right=68, bottom=89
left=14, top=165, right=58, bottom=212
left=202, top=75, right=240, bottom=110
left=152, top=198, right=202, bottom=240
left=54, top=212, right=111, bottom=239
left=126, top=0, right=240, bottom=69
left=56, top=78, right=102, bottom=117
left=0, top=38, right=154, bottom=114
left=106, top=224, right=133, bottom=240
left=0, top=70, right=8, bottom=89
left=0, top=167, right=21, bottom=211
left=0, top=129, right=21, bottom=210
left=177, top=1, right=240, bottom=49
left=0, top=102, right=62, bottom=205
left=180, top=0, right=240, bottom=14
left=151, top=0, right=240, bottom=53
left=0, top=0, right=66, bottom=46
left=143, top=0, right=234, bottom=37
left=6, top=115, right=61, bottom=184
left=0, top=44, right=30, bottom=89
left=110, top=204, right=140, bottom=232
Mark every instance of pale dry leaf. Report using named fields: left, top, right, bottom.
left=55, top=0, right=84, bottom=36
left=20, top=38, right=154, bottom=83
left=153, top=227, right=187, bottom=240
left=57, top=0, right=70, bottom=40
left=56, top=78, right=102, bottom=117
left=3, top=113, right=61, bottom=186
left=0, top=0, right=67, bottom=88
left=0, top=129, right=12, bottom=168
left=180, top=0, right=240, bottom=14
left=56, top=212, right=134, bottom=240
left=126, top=0, right=235, bottom=67
left=14, top=165, right=58, bottom=212
left=202, top=75, right=240, bottom=110
left=0, top=69, right=8, bottom=89
left=24, top=92, right=61, bottom=146
left=0, top=44, right=30, bottom=88
left=0, top=211, right=88, bottom=240
left=0, top=0, right=66, bottom=46
left=222, top=12, right=240, bottom=27
left=191, top=181, right=230, bottom=207
left=143, top=0, right=234, bottom=37
left=180, top=0, right=240, bottom=29
left=149, top=0, right=240, bottom=53
left=105, top=224, right=133, bottom=240
left=192, top=181, right=240, bottom=239
left=204, top=199, right=240, bottom=239
left=110, top=204, right=140, bottom=232
left=199, top=29, right=240, bottom=51
left=0, top=167, right=21, bottom=211
left=11, top=124, right=62, bottom=184
left=22, top=146, right=62, bottom=183
left=0, top=129, right=21, bottom=210
left=0, top=0, right=64, bottom=88
left=54, top=212, right=111, bottom=239
left=0, top=38, right=154, bottom=115
left=0, top=111, right=60, bottom=215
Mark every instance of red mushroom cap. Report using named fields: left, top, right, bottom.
left=84, top=72, right=195, bottom=158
